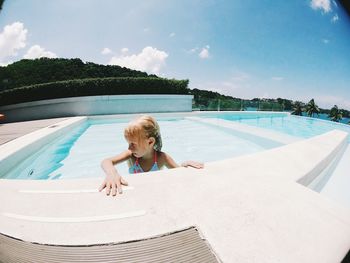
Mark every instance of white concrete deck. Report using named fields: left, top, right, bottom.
left=321, top=144, right=350, bottom=208
left=0, top=117, right=69, bottom=145
left=0, top=114, right=350, bottom=262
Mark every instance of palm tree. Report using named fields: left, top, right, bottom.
left=0, top=0, right=4, bottom=12
left=305, top=99, right=320, bottom=117
left=328, top=105, right=343, bottom=122
left=291, top=101, right=303, bottom=116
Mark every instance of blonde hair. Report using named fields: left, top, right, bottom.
left=124, top=115, right=162, bottom=151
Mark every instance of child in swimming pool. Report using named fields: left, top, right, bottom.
left=99, top=115, right=204, bottom=196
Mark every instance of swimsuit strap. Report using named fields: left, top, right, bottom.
left=131, top=151, right=157, bottom=174
left=132, top=157, right=141, bottom=174
left=154, top=151, right=157, bottom=163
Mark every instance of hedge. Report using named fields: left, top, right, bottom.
left=0, top=77, right=190, bottom=106
left=258, top=102, right=284, bottom=111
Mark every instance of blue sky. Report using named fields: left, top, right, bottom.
left=1, top=0, right=350, bottom=109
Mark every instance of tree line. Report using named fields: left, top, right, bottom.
left=0, top=58, right=348, bottom=123
left=191, top=88, right=350, bottom=123
left=0, top=58, right=153, bottom=91
left=291, top=99, right=348, bottom=123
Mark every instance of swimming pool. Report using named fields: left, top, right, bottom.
left=0, top=112, right=349, bottom=209
left=1, top=115, right=281, bottom=180
left=2, top=112, right=349, bottom=182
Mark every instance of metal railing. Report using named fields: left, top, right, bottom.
left=193, top=99, right=284, bottom=112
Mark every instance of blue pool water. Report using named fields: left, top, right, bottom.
left=2, top=112, right=350, bottom=181
left=2, top=116, right=271, bottom=180
left=206, top=112, right=350, bottom=141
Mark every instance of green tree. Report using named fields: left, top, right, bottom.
left=291, top=101, right=303, bottom=116
left=328, top=105, right=343, bottom=122
left=0, top=58, right=150, bottom=91
left=276, top=97, right=292, bottom=110
left=240, top=99, right=246, bottom=111
left=305, top=99, right=320, bottom=117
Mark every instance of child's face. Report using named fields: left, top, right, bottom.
left=126, top=136, right=154, bottom=158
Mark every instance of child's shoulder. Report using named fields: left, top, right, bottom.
left=156, top=151, right=178, bottom=168
left=156, top=151, right=174, bottom=162
left=156, top=151, right=166, bottom=161
left=156, top=151, right=167, bottom=158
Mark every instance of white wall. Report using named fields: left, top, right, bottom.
left=0, top=95, right=193, bottom=123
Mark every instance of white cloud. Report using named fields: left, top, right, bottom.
left=315, top=95, right=350, bottom=109
left=331, top=14, right=339, bottom=22
left=101, top=47, right=112, bottom=55
left=109, top=46, right=168, bottom=74
left=322, top=39, right=330, bottom=44
left=121, top=47, right=129, bottom=54
left=169, top=32, right=175, bottom=38
left=23, top=45, right=57, bottom=59
left=194, top=75, right=251, bottom=97
left=0, top=60, right=13, bottom=67
left=221, top=81, right=238, bottom=89
left=271, top=77, right=284, bottom=81
left=310, top=0, right=332, bottom=13
left=0, top=22, right=27, bottom=64
left=199, top=45, right=210, bottom=59
left=231, top=72, right=250, bottom=81
left=261, top=93, right=270, bottom=99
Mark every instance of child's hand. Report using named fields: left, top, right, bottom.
left=99, top=174, right=128, bottom=196
left=181, top=161, right=204, bottom=169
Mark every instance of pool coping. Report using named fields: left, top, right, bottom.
left=0, top=116, right=87, bottom=177
left=1, top=112, right=350, bottom=263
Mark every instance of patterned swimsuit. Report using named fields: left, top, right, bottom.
left=129, top=151, right=159, bottom=174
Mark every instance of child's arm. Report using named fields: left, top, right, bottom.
left=163, top=153, right=204, bottom=169
left=99, top=150, right=132, bottom=196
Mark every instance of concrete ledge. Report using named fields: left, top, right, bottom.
left=205, top=129, right=348, bottom=183
left=0, top=95, right=194, bottom=122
